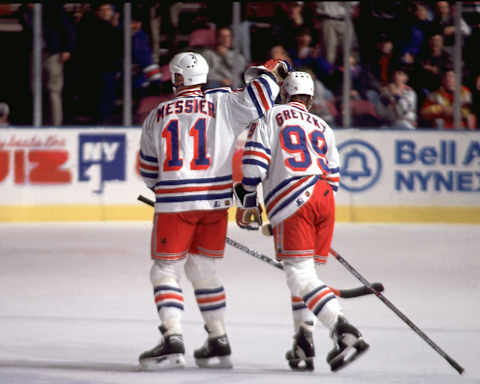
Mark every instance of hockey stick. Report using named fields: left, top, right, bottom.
left=329, top=247, right=465, bottom=375
left=137, top=194, right=383, bottom=299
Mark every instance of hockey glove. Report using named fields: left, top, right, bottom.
left=263, top=59, right=292, bottom=83
left=233, top=183, right=263, bottom=231
left=244, top=59, right=292, bottom=84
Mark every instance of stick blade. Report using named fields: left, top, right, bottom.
left=370, top=282, right=384, bottom=293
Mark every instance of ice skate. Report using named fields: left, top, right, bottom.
left=285, top=322, right=315, bottom=371
left=327, top=316, right=369, bottom=372
left=194, top=325, right=233, bottom=368
left=139, top=326, right=185, bottom=370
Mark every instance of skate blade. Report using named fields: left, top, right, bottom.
left=139, top=353, right=186, bottom=370
left=195, top=355, right=233, bottom=369
left=330, top=339, right=369, bottom=372
left=288, top=358, right=314, bottom=371
left=287, top=349, right=315, bottom=371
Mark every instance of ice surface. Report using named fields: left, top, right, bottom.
left=1, top=222, right=479, bottom=383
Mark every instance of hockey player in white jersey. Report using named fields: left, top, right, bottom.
left=138, top=51, right=290, bottom=370
left=234, top=72, right=369, bottom=372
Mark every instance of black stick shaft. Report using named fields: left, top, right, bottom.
left=137, top=195, right=382, bottom=299
left=329, top=248, right=465, bottom=375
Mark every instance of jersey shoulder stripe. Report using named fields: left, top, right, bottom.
left=256, top=76, right=275, bottom=105
left=246, top=77, right=275, bottom=116
left=205, top=87, right=231, bottom=94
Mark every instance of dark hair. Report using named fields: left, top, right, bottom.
left=389, top=62, right=411, bottom=79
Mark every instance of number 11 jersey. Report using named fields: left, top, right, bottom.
left=140, top=75, right=279, bottom=213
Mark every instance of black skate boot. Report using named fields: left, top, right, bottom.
left=327, top=316, right=369, bottom=372
left=194, top=325, right=233, bottom=368
left=285, top=321, right=315, bottom=371
left=139, top=325, right=185, bottom=370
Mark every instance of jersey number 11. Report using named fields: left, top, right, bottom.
left=162, top=118, right=211, bottom=171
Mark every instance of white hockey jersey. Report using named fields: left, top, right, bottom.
left=140, top=74, right=279, bottom=212
left=242, top=101, right=340, bottom=226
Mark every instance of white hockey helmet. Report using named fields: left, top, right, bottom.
left=169, top=52, right=209, bottom=86
left=282, top=71, right=314, bottom=101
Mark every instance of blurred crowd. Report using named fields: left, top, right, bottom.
left=0, top=1, right=479, bottom=129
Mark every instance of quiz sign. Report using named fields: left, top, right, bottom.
left=0, top=129, right=145, bottom=205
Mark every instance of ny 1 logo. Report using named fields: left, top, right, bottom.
left=0, top=149, right=71, bottom=184
left=78, top=134, right=126, bottom=193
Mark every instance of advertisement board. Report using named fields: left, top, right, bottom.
left=0, top=128, right=151, bottom=221
left=0, top=128, right=479, bottom=223
left=333, top=130, right=480, bottom=223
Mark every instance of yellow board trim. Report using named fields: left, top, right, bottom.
left=0, top=205, right=152, bottom=222
left=1, top=205, right=479, bottom=224
left=335, top=206, right=480, bottom=224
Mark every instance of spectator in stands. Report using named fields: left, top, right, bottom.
left=63, top=3, right=87, bottom=125
left=349, top=53, right=382, bottom=101
left=202, top=27, right=247, bottom=89
left=357, top=1, right=403, bottom=66
left=147, top=2, right=163, bottom=64
left=431, top=1, right=471, bottom=55
left=271, top=2, right=307, bottom=51
left=312, top=1, right=360, bottom=66
left=398, top=1, right=433, bottom=66
left=464, top=14, right=480, bottom=125
left=473, top=73, right=480, bottom=129
left=131, top=9, right=162, bottom=119
left=367, top=33, right=397, bottom=88
left=0, top=102, right=10, bottom=127
left=372, top=65, right=417, bottom=130
left=19, top=2, right=74, bottom=126
left=342, top=53, right=382, bottom=127
left=287, top=27, right=334, bottom=88
left=420, top=68, right=476, bottom=130
left=414, top=31, right=452, bottom=101
left=73, top=3, right=122, bottom=124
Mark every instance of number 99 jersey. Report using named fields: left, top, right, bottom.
left=241, top=101, right=340, bottom=226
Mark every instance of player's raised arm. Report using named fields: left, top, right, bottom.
left=223, top=60, right=291, bottom=132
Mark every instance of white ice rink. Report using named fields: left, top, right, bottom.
left=1, top=222, right=479, bottom=384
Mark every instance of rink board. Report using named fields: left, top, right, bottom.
left=0, top=128, right=479, bottom=223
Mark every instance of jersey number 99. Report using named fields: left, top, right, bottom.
left=280, top=125, right=328, bottom=172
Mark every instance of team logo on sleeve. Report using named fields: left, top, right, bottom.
left=78, top=134, right=126, bottom=193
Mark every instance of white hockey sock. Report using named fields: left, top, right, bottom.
left=153, top=284, right=184, bottom=335
left=194, top=286, right=227, bottom=338
left=302, top=284, right=343, bottom=332
left=291, top=296, right=317, bottom=333
left=317, top=299, right=343, bottom=331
